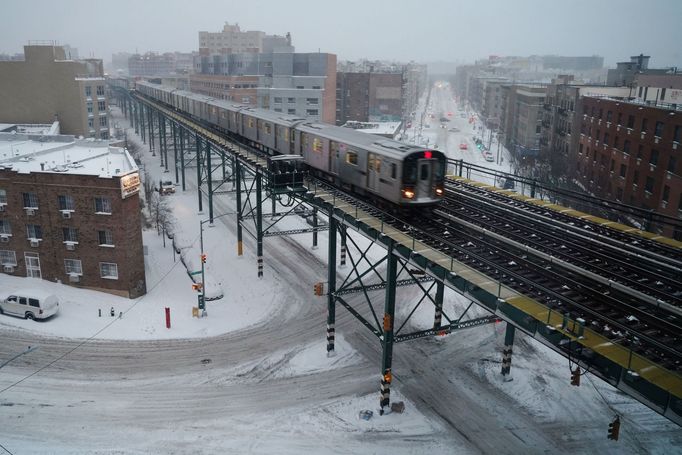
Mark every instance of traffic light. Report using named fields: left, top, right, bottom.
left=201, top=254, right=207, bottom=264
left=571, top=367, right=581, bottom=386
left=607, top=416, right=620, bottom=441
left=313, top=282, right=323, bottom=296
left=198, top=294, right=205, bottom=310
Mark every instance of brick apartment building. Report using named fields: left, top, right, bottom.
left=0, top=134, right=146, bottom=297
left=576, top=97, right=682, bottom=238
left=336, top=72, right=404, bottom=125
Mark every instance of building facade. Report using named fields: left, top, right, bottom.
left=575, top=96, right=682, bottom=237
left=192, top=52, right=336, bottom=123
left=0, top=44, right=109, bottom=139
left=336, top=72, right=404, bottom=125
left=0, top=135, right=146, bottom=297
left=198, top=22, right=291, bottom=55
left=500, top=85, right=546, bottom=160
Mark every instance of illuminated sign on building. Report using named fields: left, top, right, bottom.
left=120, top=172, right=140, bottom=199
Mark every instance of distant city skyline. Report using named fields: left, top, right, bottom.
left=2, top=0, right=681, bottom=68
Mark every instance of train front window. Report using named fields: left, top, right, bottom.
left=420, top=164, right=429, bottom=180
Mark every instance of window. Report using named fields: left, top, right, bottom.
left=603, top=132, right=609, bottom=145
left=274, top=108, right=282, bottom=113
left=391, top=163, right=397, bottom=179
left=100, top=131, right=108, bottom=140
left=26, top=224, right=42, bottom=239
left=674, top=125, right=681, bottom=142
left=287, top=97, right=295, bottom=103
left=96, top=85, right=105, bottom=96
left=97, top=101, right=106, bottom=111
left=0, top=250, right=17, bottom=266
left=62, top=227, right=78, bottom=243
left=346, top=152, right=358, bottom=165
left=296, top=86, right=304, bottom=89
left=617, top=112, right=623, bottom=125
left=0, top=220, right=11, bottom=235
left=306, top=109, right=319, bottom=116
left=620, top=164, right=627, bottom=177
left=85, top=86, right=92, bottom=97
left=94, top=197, right=112, bottom=214
left=312, top=138, right=323, bottom=153
left=0, top=188, right=6, bottom=204
left=87, top=102, right=93, bottom=114
left=98, top=230, right=114, bottom=246
left=668, top=156, right=677, bottom=174
left=650, top=149, right=659, bottom=166
left=248, top=118, right=254, bottom=128
left=645, top=176, right=654, bottom=193
left=637, top=145, right=643, bottom=160
left=274, top=97, right=282, bottom=104
left=312, top=85, right=321, bottom=89
left=22, top=192, right=38, bottom=208
left=306, top=98, right=318, bottom=105
left=99, top=262, right=118, bottom=280
left=627, top=115, right=635, bottom=129
left=654, top=121, right=664, bottom=137
left=623, top=140, right=631, bottom=154
left=662, top=186, right=670, bottom=203
left=633, top=170, right=639, bottom=185
left=64, top=259, right=83, bottom=275
left=29, top=298, right=39, bottom=308
left=264, top=123, right=271, bottom=134
left=287, top=108, right=296, bottom=115
left=610, top=159, right=615, bottom=172
left=613, top=136, right=619, bottom=149
left=99, top=117, right=107, bottom=127
left=88, top=118, right=94, bottom=129
left=606, top=110, right=612, bottom=122
left=641, top=118, right=648, bottom=133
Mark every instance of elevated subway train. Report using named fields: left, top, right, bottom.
left=135, top=81, right=446, bottom=208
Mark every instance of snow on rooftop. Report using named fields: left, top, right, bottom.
left=342, top=121, right=402, bottom=137
left=0, top=133, right=137, bottom=177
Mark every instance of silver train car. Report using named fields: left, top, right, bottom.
left=136, top=81, right=446, bottom=207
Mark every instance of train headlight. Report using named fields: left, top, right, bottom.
left=402, top=187, right=415, bottom=199
left=435, top=187, right=444, bottom=196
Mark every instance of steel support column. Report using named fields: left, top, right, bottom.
left=158, top=112, right=164, bottom=166
left=206, top=142, right=213, bottom=223
left=326, top=216, right=337, bottom=354
left=147, top=106, right=154, bottom=152
left=256, top=172, right=263, bottom=277
left=196, top=133, right=203, bottom=213
left=180, top=127, right=186, bottom=191
left=172, top=122, right=179, bottom=183
left=312, top=207, right=318, bottom=249
left=380, top=239, right=397, bottom=415
left=236, top=159, right=243, bottom=256
left=433, top=281, right=444, bottom=330
left=501, top=323, right=516, bottom=376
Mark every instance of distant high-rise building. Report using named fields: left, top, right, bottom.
left=0, top=43, right=109, bottom=139
left=198, top=22, right=292, bottom=55
left=128, top=52, right=175, bottom=77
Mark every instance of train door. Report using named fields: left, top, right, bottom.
left=274, top=125, right=279, bottom=150
left=330, top=141, right=340, bottom=175
left=367, top=153, right=380, bottom=192
left=416, top=158, right=433, bottom=197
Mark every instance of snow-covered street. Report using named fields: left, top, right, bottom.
left=0, top=101, right=680, bottom=454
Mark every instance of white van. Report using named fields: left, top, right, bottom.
left=0, top=290, right=60, bottom=320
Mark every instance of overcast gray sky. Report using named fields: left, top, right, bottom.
left=2, top=0, right=681, bottom=67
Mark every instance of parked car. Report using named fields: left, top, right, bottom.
left=459, top=142, right=468, bottom=150
left=0, top=290, right=59, bottom=320
left=160, top=180, right=176, bottom=195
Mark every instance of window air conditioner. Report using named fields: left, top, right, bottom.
left=0, top=204, right=5, bottom=212
left=25, top=208, right=35, bottom=216
left=66, top=242, right=75, bottom=251
left=3, top=265, right=14, bottom=273
left=69, top=274, right=80, bottom=283
left=0, top=235, right=9, bottom=243
left=30, top=239, right=40, bottom=247
left=61, top=211, right=72, bottom=219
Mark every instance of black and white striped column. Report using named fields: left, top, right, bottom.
left=326, top=323, right=335, bottom=353
left=501, top=323, right=516, bottom=376
left=380, top=373, right=391, bottom=414
left=257, top=255, right=263, bottom=278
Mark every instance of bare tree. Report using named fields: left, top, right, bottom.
left=148, top=193, right=175, bottom=243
